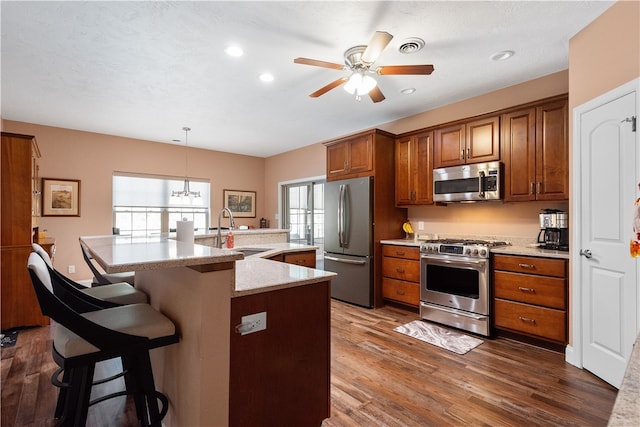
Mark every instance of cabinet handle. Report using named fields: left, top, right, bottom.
left=460, top=149, right=464, bottom=160
left=519, top=316, right=536, bottom=324
left=518, top=287, right=536, bottom=293
left=395, top=251, right=405, bottom=256
left=396, top=289, right=406, bottom=296
left=396, top=268, right=405, bottom=273
left=466, top=148, right=470, bottom=159
left=537, top=182, right=543, bottom=194
left=530, top=182, right=536, bottom=195
left=518, top=263, right=535, bottom=270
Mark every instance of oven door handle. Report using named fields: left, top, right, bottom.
left=420, top=302, right=485, bottom=320
left=421, top=257, right=486, bottom=269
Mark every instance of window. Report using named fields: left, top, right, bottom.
left=113, top=173, right=210, bottom=236
left=281, top=179, right=324, bottom=252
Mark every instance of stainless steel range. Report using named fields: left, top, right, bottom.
left=419, top=239, right=509, bottom=336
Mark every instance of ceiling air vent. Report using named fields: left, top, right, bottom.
left=398, top=38, right=425, bottom=54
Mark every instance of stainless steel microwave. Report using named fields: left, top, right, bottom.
left=433, top=161, right=503, bottom=203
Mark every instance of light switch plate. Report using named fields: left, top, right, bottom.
left=239, top=312, right=267, bottom=335
left=418, top=221, right=425, bottom=230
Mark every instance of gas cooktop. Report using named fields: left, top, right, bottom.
left=420, top=239, right=510, bottom=258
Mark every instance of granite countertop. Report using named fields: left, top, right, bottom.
left=380, top=239, right=421, bottom=247
left=490, top=244, right=570, bottom=260
left=80, top=235, right=243, bottom=273
left=608, top=333, right=640, bottom=426
left=233, top=257, right=336, bottom=297
left=232, top=242, right=318, bottom=258
left=193, top=228, right=288, bottom=238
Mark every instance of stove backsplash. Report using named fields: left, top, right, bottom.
left=407, top=200, right=569, bottom=246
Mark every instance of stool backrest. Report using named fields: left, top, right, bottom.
left=32, top=243, right=53, bottom=267
left=27, top=253, right=144, bottom=350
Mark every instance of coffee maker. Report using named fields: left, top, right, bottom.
left=537, top=209, right=569, bottom=251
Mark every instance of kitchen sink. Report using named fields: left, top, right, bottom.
left=234, top=248, right=270, bottom=257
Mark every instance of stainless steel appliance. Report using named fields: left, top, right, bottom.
left=324, top=177, right=374, bottom=307
left=420, top=238, right=509, bottom=336
left=433, top=161, right=503, bottom=203
left=537, top=209, right=569, bottom=251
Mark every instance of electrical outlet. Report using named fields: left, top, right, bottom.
left=68, top=265, right=75, bottom=274
left=418, top=221, right=425, bottom=231
left=237, top=312, right=267, bottom=335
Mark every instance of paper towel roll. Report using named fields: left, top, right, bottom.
left=176, top=220, right=194, bottom=243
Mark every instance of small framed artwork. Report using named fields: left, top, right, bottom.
left=223, top=189, right=256, bottom=218
left=42, top=178, right=81, bottom=217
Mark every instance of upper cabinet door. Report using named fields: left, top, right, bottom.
left=325, top=134, right=373, bottom=181
left=535, top=99, right=568, bottom=201
left=434, top=124, right=465, bottom=168
left=433, top=116, right=499, bottom=168
left=503, top=108, right=537, bottom=202
left=395, top=132, right=433, bottom=206
left=466, top=116, right=500, bottom=164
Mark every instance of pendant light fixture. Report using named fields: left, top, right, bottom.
left=171, top=127, right=201, bottom=204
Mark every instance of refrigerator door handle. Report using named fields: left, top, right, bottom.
left=324, top=255, right=367, bottom=266
left=338, top=184, right=348, bottom=247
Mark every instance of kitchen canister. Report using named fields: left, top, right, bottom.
left=176, top=218, right=194, bottom=243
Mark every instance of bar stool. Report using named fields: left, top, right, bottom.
left=33, top=243, right=147, bottom=305
left=80, top=240, right=136, bottom=286
left=27, top=253, right=179, bottom=426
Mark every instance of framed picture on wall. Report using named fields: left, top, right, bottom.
left=42, top=178, right=81, bottom=217
left=223, top=189, right=256, bottom=218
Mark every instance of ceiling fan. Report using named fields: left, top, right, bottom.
left=294, top=31, right=434, bottom=103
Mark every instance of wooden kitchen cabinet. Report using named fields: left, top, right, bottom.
left=395, top=131, right=433, bottom=206
left=1, top=132, right=50, bottom=329
left=230, top=281, right=330, bottom=426
left=502, top=96, right=568, bottom=201
left=492, top=254, right=567, bottom=345
left=325, top=132, right=373, bottom=180
left=433, top=115, right=500, bottom=168
left=382, top=245, right=420, bottom=308
left=283, top=250, right=316, bottom=268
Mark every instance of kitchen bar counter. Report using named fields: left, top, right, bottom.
left=79, top=235, right=333, bottom=426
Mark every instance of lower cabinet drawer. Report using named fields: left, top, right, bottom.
left=283, top=251, right=316, bottom=268
left=494, top=299, right=566, bottom=343
left=382, top=277, right=419, bottom=307
left=382, top=257, right=420, bottom=282
left=494, top=271, right=565, bottom=309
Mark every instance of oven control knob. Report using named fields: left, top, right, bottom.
left=473, top=249, right=479, bottom=255
left=465, top=248, right=471, bottom=255
left=480, top=249, right=487, bottom=256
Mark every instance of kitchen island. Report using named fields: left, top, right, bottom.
left=79, top=235, right=335, bottom=427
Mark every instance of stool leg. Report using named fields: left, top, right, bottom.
left=72, top=364, right=95, bottom=427
left=122, top=355, right=146, bottom=422
left=135, top=352, right=162, bottom=427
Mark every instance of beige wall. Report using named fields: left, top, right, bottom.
left=2, top=120, right=266, bottom=280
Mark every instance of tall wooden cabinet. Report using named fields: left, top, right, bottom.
left=323, top=129, right=407, bottom=307
left=1, top=132, right=50, bottom=329
left=502, top=96, right=568, bottom=201
left=395, top=131, right=433, bottom=206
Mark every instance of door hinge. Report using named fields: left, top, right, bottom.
left=621, top=116, right=636, bottom=132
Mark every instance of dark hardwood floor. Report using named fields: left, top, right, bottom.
left=2, top=300, right=617, bottom=426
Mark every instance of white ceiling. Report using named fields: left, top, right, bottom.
left=1, top=1, right=614, bottom=158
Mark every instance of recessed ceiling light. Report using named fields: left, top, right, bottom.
left=259, top=73, right=274, bottom=82
left=401, top=87, right=416, bottom=95
left=225, top=45, right=244, bottom=57
left=490, top=50, right=515, bottom=61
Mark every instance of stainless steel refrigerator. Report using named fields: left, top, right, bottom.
left=323, top=177, right=374, bottom=308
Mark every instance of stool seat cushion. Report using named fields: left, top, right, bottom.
left=81, top=282, right=147, bottom=305
left=54, top=304, right=176, bottom=358
left=102, top=271, right=135, bottom=286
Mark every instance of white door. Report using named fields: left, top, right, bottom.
left=577, top=87, right=638, bottom=388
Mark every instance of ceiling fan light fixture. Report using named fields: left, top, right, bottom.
left=344, top=72, right=377, bottom=96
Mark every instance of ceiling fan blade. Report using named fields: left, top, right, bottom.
left=309, top=77, right=349, bottom=98
left=376, top=64, right=435, bottom=75
left=361, top=31, right=393, bottom=64
left=369, top=86, right=385, bottom=103
left=294, top=57, right=345, bottom=70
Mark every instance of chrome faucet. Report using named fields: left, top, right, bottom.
left=216, top=207, right=235, bottom=248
